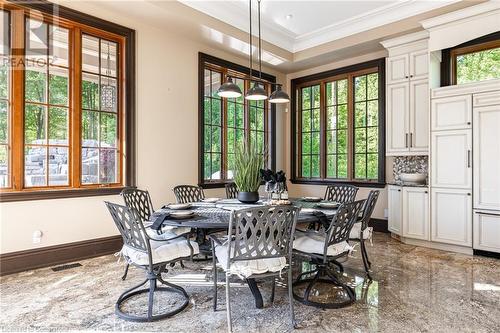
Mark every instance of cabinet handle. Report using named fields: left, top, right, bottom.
left=405, top=133, right=408, bottom=148
left=476, top=211, right=500, bottom=217
left=410, top=133, right=413, bottom=148
left=467, top=150, right=471, bottom=168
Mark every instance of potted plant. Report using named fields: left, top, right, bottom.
left=234, top=144, right=265, bottom=203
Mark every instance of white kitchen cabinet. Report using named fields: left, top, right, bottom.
left=387, top=50, right=428, bottom=85
left=386, top=83, right=410, bottom=154
left=409, top=50, right=429, bottom=81
left=431, top=188, right=472, bottom=247
left=473, top=211, right=500, bottom=252
left=387, top=54, right=409, bottom=85
left=431, top=129, right=472, bottom=189
left=473, top=104, right=500, bottom=211
left=431, top=95, right=472, bottom=131
left=402, top=187, right=429, bottom=240
left=388, top=185, right=403, bottom=235
left=409, top=79, right=429, bottom=153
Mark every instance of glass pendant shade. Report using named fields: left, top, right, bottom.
left=269, top=86, right=290, bottom=104
left=245, top=83, right=267, bottom=100
left=217, top=77, right=242, bottom=98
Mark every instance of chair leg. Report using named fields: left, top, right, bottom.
left=121, top=263, right=130, bottom=281
left=225, top=272, right=232, bottom=333
left=360, top=241, right=372, bottom=280
left=212, top=244, right=218, bottom=312
left=147, top=278, right=155, bottom=320
left=287, top=268, right=297, bottom=329
left=363, top=241, right=372, bottom=267
left=270, top=278, right=276, bottom=304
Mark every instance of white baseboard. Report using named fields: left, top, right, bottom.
left=395, top=235, right=473, bottom=255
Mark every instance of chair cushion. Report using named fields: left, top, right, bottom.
left=349, top=223, right=373, bottom=240
left=214, top=242, right=287, bottom=278
left=293, top=231, right=353, bottom=256
left=122, top=238, right=199, bottom=266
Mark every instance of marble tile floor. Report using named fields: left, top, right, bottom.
left=1, top=233, right=499, bottom=332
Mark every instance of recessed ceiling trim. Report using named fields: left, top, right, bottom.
left=179, top=0, right=461, bottom=53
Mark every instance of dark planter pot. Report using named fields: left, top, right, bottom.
left=237, top=191, right=259, bottom=204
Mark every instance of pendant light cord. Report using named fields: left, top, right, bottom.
left=248, top=0, right=253, bottom=82
left=258, top=0, right=262, bottom=80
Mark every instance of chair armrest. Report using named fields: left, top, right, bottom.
left=208, top=234, right=225, bottom=246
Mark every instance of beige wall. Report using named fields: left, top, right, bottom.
left=0, top=1, right=286, bottom=254
left=284, top=51, right=391, bottom=219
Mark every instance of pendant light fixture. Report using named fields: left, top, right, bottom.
left=219, top=0, right=289, bottom=104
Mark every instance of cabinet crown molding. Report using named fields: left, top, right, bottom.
left=431, top=79, right=500, bottom=99
left=380, top=30, right=429, bottom=50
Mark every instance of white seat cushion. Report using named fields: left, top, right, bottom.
left=122, top=238, right=199, bottom=266
left=349, top=223, right=373, bottom=240
left=293, top=232, right=353, bottom=256
left=214, top=242, right=287, bottom=278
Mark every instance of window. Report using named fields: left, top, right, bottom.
left=442, top=31, right=500, bottom=86
left=291, top=59, right=385, bottom=186
left=0, top=2, right=135, bottom=202
left=199, top=53, right=275, bottom=188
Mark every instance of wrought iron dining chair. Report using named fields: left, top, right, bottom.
left=225, top=183, right=238, bottom=199
left=349, top=190, right=379, bottom=279
left=292, top=199, right=365, bottom=309
left=105, top=202, right=199, bottom=322
left=324, top=184, right=359, bottom=203
left=120, top=187, right=191, bottom=280
left=173, top=185, right=205, bottom=203
left=210, top=206, right=300, bottom=332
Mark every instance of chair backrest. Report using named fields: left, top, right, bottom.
left=225, top=183, right=238, bottom=199
left=105, top=201, right=151, bottom=256
left=173, top=185, right=205, bottom=203
left=121, top=188, right=154, bottom=222
left=227, top=206, right=299, bottom=267
left=324, top=184, right=358, bottom=203
left=324, top=200, right=365, bottom=255
left=360, top=190, right=380, bottom=231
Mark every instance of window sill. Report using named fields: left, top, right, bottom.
left=290, top=178, right=386, bottom=188
left=0, top=187, right=126, bottom=202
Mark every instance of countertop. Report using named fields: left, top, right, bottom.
left=388, top=182, right=429, bottom=188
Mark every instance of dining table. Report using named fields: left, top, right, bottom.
left=148, top=197, right=339, bottom=309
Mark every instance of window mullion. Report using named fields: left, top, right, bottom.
left=347, top=74, right=354, bottom=181
left=319, top=82, right=326, bottom=179
left=71, top=27, right=82, bottom=188
left=11, top=10, right=25, bottom=190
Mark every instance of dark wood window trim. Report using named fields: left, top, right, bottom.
left=198, top=52, right=276, bottom=189
left=0, top=0, right=136, bottom=202
left=441, top=31, right=500, bottom=87
left=290, top=58, right=386, bottom=188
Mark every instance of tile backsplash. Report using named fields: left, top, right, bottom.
left=393, top=156, right=428, bottom=182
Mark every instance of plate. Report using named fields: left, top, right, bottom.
left=316, top=202, right=339, bottom=209
left=202, top=197, right=220, bottom=203
left=302, top=196, right=322, bottom=202
left=168, top=203, right=192, bottom=210
left=169, top=210, right=195, bottom=219
left=301, top=208, right=318, bottom=214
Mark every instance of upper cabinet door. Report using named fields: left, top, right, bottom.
left=431, top=129, right=472, bottom=189
left=473, top=104, right=500, bottom=211
left=386, top=82, right=410, bottom=155
left=431, top=95, right=472, bottom=131
left=387, top=54, right=409, bottom=85
left=409, top=79, right=429, bottom=153
left=409, top=50, right=428, bottom=81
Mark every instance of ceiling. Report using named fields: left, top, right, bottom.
left=179, top=0, right=461, bottom=52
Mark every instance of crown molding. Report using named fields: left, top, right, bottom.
left=420, top=1, right=500, bottom=31
left=380, top=30, right=429, bottom=49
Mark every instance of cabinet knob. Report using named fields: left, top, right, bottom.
left=467, top=193, right=471, bottom=196
left=410, top=75, right=413, bottom=78
left=405, top=76, right=408, bottom=79
left=467, top=122, right=471, bottom=125
left=424, top=191, right=428, bottom=193
left=398, top=189, right=401, bottom=192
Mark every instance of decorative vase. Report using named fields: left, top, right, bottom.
left=237, top=191, right=259, bottom=204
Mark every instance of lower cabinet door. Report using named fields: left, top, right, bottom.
left=388, top=185, right=402, bottom=235
left=402, top=187, right=429, bottom=240
left=473, top=211, right=500, bottom=253
left=431, top=188, right=472, bottom=246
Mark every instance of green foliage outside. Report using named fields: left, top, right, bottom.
left=456, top=47, right=500, bottom=84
